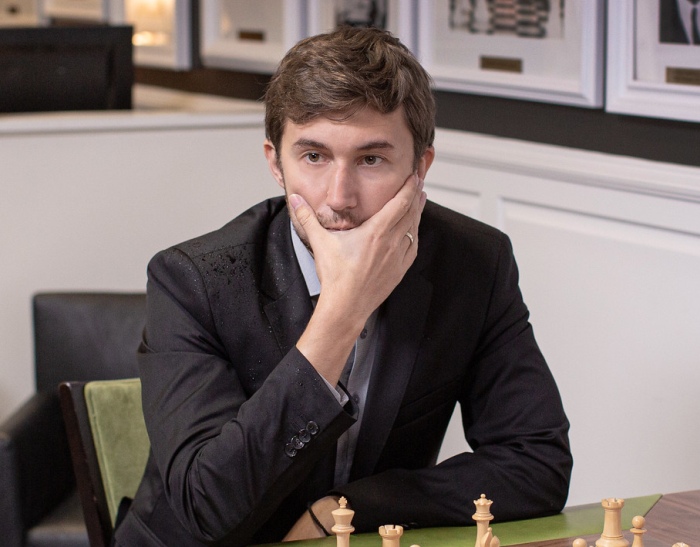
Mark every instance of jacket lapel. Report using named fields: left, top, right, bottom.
left=349, top=263, right=433, bottom=480
left=260, top=208, right=314, bottom=356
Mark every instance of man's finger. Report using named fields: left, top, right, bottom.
left=288, top=193, right=322, bottom=247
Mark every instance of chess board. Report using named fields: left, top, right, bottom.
left=267, top=494, right=661, bottom=547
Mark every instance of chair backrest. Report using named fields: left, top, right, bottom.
left=60, top=379, right=150, bottom=547
left=33, top=293, right=146, bottom=392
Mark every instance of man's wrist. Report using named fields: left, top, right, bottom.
left=310, top=495, right=342, bottom=535
left=307, top=503, right=330, bottom=536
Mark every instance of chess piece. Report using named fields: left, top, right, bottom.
left=473, top=494, right=494, bottom=547
left=332, top=497, right=355, bottom=547
left=595, top=498, right=630, bottom=547
left=672, top=543, right=689, bottom=547
left=630, top=515, right=645, bottom=547
left=480, top=526, right=500, bottom=547
left=572, top=539, right=588, bottom=547
left=379, top=524, right=403, bottom=547
left=547, top=0, right=563, bottom=39
left=450, top=0, right=473, bottom=30
left=471, top=0, right=491, bottom=33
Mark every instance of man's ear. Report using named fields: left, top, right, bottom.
left=264, top=139, right=285, bottom=189
left=417, top=146, right=435, bottom=180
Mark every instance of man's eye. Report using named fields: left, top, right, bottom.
left=306, top=152, right=321, bottom=162
left=363, top=156, right=382, bottom=166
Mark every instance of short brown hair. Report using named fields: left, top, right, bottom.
left=264, top=26, right=435, bottom=164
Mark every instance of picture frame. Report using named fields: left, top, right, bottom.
left=117, top=0, right=193, bottom=70
left=306, top=0, right=417, bottom=52
left=200, top=0, right=307, bottom=73
left=416, top=0, right=604, bottom=107
left=42, top=0, right=108, bottom=22
left=606, top=0, right=700, bottom=123
left=0, top=0, right=43, bottom=26
left=42, top=0, right=192, bottom=70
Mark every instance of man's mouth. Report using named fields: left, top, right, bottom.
left=319, top=218, right=360, bottom=232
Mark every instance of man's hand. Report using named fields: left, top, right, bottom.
left=282, top=496, right=340, bottom=542
left=291, top=172, right=426, bottom=385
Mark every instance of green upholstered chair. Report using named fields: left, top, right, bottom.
left=59, top=379, right=150, bottom=547
left=0, top=292, right=145, bottom=547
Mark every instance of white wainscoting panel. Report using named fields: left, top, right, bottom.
left=423, top=183, right=483, bottom=221
left=431, top=129, right=700, bottom=507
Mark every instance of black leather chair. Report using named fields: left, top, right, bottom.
left=0, top=293, right=146, bottom=547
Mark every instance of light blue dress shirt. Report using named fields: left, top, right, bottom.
left=290, top=223, right=379, bottom=487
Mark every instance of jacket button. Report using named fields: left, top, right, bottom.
left=306, top=421, right=319, bottom=435
left=285, top=443, right=297, bottom=458
left=298, top=428, right=311, bottom=443
left=291, top=436, right=304, bottom=450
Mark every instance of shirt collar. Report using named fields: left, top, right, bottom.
left=290, top=221, right=321, bottom=297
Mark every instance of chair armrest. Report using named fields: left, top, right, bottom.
left=0, top=420, right=23, bottom=547
left=0, top=391, right=75, bottom=542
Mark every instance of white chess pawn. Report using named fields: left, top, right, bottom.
left=379, top=524, right=403, bottom=547
left=630, top=515, right=646, bottom=547
left=332, top=497, right=354, bottom=547
left=572, top=539, right=588, bottom=547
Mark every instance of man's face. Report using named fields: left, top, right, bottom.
left=264, top=106, right=433, bottom=247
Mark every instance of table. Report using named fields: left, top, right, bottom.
left=510, top=490, right=700, bottom=547
left=272, top=491, right=700, bottom=547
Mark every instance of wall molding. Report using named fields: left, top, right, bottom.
left=435, top=128, right=700, bottom=203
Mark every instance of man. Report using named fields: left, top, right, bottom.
left=114, top=26, right=572, bottom=547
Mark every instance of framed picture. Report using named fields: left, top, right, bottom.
left=118, top=0, right=193, bottom=69
left=0, top=0, right=43, bottom=26
left=416, top=0, right=604, bottom=107
left=200, top=0, right=307, bottom=73
left=42, top=0, right=108, bottom=21
left=606, top=0, right=700, bottom=123
left=306, top=0, right=417, bottom=52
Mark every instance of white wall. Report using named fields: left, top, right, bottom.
left=431, top=129, right=700, bottom=506
left=0, top=90, right=276, bottom=422
left=2, top=95, right=700, bottom=509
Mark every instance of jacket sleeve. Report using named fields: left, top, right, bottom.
left=336, top=235, right=573, bottom=531
left=137, top=247, right=355, bottom=544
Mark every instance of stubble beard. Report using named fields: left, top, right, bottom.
left=280, top=171, right=363, bottom=253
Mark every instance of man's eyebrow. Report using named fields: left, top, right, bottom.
left=357, top=140, right=394, bottom=152
left=291, top=138, right=395, bottom=151
left=291, top=139, right=328, bottom=150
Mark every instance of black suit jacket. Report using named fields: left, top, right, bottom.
left=115, top=198, right=572, bottom=546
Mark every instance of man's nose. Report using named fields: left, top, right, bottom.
left=326, top=164, right=357, bottom=210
